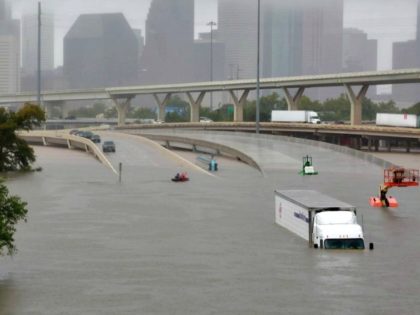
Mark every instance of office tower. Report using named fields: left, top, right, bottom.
left=64, top=13, right=139, bottom=89
left=262, top=0, right=303, bottom=78
left=343, top=28, right=377, bottom=72
left=193, top=31, right=225, bottom=82
left=22, top=12, right=54, bottom=76
left=0, top=0, right=11, bottom=21
left=301, top=0, right=343, bottom=76
left=392, top=0, right=420, bottom=104
left=217, top=0, right=257, bottom=80
left=0, top=0, right=20, bottom=94
left=140, top=0, right=195, bottom=84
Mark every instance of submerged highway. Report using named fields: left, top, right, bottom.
left=1, top=130, right=419, bottom=314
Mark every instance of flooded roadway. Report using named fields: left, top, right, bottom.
left=1, top=131, right=419, bottom=315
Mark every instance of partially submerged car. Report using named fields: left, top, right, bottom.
left=102, top=141, right=116, bottom=152
left=91, top=134, right=101, bottom=143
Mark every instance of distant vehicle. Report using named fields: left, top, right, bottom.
left=65, top=115, right=76, bottom=120
left=275, top=190, right=373, bottom=250
left=200, top=117, right=213, bottom=123
left=376, top=113, right=419, bottom=128
left=91, top=134, right=101, bottom=143
left=77, top=131, right=94, bottom=140
left=102, top=141, right=116, bottom=153
left=271, top=110, right=320, bottom=124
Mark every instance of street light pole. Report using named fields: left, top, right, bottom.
left=207, top=21, right=216, bottom=110
left=256, top=0, right=261, bottom=134
left=37, top=1, right=42, bottom=106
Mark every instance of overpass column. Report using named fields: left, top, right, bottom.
left=112, top=96, right=134, bottom=126
left=344, top=84, right=369, bottom=126
left=186, top=92, right=206, bottom=122
left=153, top=93, right=172, bottom=122
left=283, top=87, right=305, bottom=110
left=229, top=89, right=249, bottom=122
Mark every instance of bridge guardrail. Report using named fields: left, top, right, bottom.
left=17, top=130, right=118, bottom=175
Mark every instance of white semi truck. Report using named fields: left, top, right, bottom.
left=271, top=110, right=321, bottom=124
left=376, top=113, right=419, bottom=128
left=275, top=190, right=373, bottom=250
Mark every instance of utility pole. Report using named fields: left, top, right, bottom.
left=207, top=21, right=216, bottom=110
left=256, top=0, right=261, bottom=134
left=37, top=1, right=42, bottom=107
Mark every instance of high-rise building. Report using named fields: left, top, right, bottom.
left=0, top=0, right=11, bottom=21
left=343, top=28, right=377, bottom=72
left=21, top=12, right=55, bottom=76
left=140, top=0, right=195, bottom=84
left=0, top=0, right=20, bottom=94
left=193, top=32, right=225, bottom=82
left=301, top=0, right=343, bottom=76
left=262, top=0, right=303, bottom=78
left=217, top=0, right=257, bottom=80
left=260, top=0, right=343, bottom=81
left=63, top=13, right=139, bottom=89
left=392, top=0, right=420, bottom=104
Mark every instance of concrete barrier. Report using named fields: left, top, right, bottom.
left=138, top=133, right=262, bottom=173
left=17, top=130, right=118, bottom=174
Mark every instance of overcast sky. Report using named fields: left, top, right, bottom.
left=11, top=0, right=418, bottom=71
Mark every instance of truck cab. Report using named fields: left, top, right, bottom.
left=312, top=211, right=365, bottom=249
left=308, top=111, right=321, bottom=124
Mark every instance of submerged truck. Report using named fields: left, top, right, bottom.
left=376, top=113, right=419, bottom=128
left=271, top=110, right=321, bottom=124
left=275, top=190, right=373, bottom=250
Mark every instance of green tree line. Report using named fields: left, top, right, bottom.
left=62, top=95, right=420, bottom=123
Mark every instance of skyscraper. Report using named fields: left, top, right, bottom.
left=63, top=13, right=139, bottom=89
left=0, top=0, right=11, bottom=21
left=22, top=12, right=55, bottom=76
left=0, top=0, right=20, bottom=94
left=217, top=0, right=257, bottom=80
left=301, top=0, right=343, bottom=76
left=392, top=0, right=420, bottom=104
left=262, top=0, right=303, bottom=78
left=140, top=0, right=194, bottom=84
left=343, top=28, right=377, bottom=72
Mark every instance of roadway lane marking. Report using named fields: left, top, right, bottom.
left=103, top=132, right=216, bottom=177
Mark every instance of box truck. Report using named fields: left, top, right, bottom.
left=271, top=110, right=321, bottom=124
left=275, top=190, right=373, bottom=250
left=376, top=113, right=419, bottom=128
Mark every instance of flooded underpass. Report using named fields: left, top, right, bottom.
left=1, top=131, right=419, bottom=315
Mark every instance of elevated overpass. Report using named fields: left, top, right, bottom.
left=117, top=122, right=420, bottom=153
left=1, top=68, right=420, bottom=126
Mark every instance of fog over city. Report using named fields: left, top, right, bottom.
left=9, top=0, right=417, bottom=67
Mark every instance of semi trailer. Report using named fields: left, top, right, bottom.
left=275, top=190, right=373, bottom=250
left=271, top=110, right=321, bottom=124
left=376, top=113, right=419, bottom=128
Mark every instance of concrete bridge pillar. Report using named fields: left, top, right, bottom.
left=344, top=84, right=369, bottom=126
left=153, top=93, right=172, bottom=122
left=229, top=89, right=249, bottom=122
left=112, top=96, right=134, bottom=126
left=283, top=87, right=305, bottom=110
left=186, top=91, right=206, bottom=122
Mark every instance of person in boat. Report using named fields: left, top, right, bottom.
left=379, top=184, right=389, bottom=207
left=179, top=172, right=188, bottom=181
left=174, top=173, right=180, bottom=181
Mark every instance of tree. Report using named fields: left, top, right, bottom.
left=0, top=103, right=46, bottom=172
left=402, top=102, right=420, bottom=115
left=0, top=179, right=28, bottom=256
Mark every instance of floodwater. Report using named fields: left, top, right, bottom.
left=1, top=131, right=419, bottom=315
